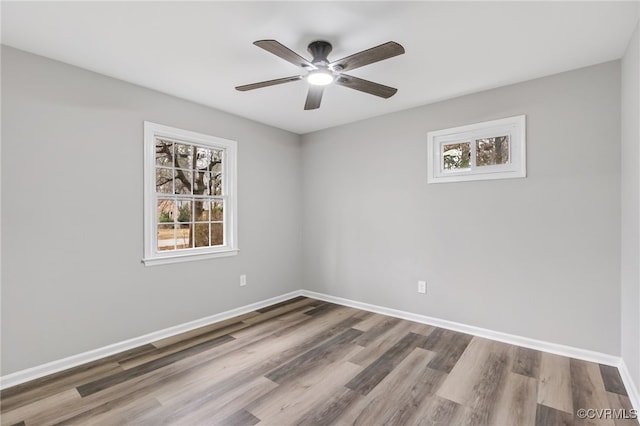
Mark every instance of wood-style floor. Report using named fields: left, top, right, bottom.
left=1, top=297, right=637, bottom=426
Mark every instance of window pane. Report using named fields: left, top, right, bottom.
left=156, top=168, right=173, bottom=194
left=157, top=224, right=175, bottom=251
left=195, top=147, right=213, bottom=171
left=176, top=223, right=191, bottom=249
left=175, top=143, right=194, bottom=169
left=442, top=142, right=470, bottom=170
left=199, top=172, right=211, bottom=195
left=211, top=223, right=223, bottom=246
left=157, top=199, right=175, bottom=223
left=176, top=199, right=191, bottom=223
left=193, top=199, right=208, bottom=222
left=212, top=173, right=222, bottom=196
left=476, top=136, right=510, bottom=166
left=211, top=150, right=223, bottom=172
left=211, top=201, right=224, bottom=222
left=155, top=139, right=173, bottom=166
left=174, top=170, right=193, bottom=195
left=194, top=223, right=210, bottom=247
left=193, top=170, right=208, bottom=195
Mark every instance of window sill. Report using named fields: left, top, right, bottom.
left=428, top=169, right=526, bottom=184
left=142, top=249, right=239, bottom=266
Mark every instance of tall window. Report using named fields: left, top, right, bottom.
left=427, top=115, right=526, bottom=184
left=143, top=122, right=237, bottom=265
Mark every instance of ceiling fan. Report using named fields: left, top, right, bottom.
left=235, top=39, right=405, bottom=110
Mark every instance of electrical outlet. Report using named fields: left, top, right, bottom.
left=418, top=280, right=426, bottom=294
left=240, top=274, right=247, bottom=286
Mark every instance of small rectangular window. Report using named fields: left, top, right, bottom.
left=143, top=122, right=238, bottom=266
left=427, top=115, right=526, bottom=184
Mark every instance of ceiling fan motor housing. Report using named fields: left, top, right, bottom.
left=308, top=41, right=332, bottom=67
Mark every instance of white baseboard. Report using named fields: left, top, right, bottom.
left=0, top=290, right=303, bottom=390
left=3, top=287, right=638, bottom=412
left=619, top=358, right=640, bottom=412
left=300, top=290, right=622, bottom=367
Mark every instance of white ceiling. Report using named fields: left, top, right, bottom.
left=2, top=1, right=638, bottom=134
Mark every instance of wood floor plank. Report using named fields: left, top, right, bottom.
left=219, top=409, right=261, bottom=426
left=255, top=295, right=310, bottom=313
left=0, top=362, right=123, bottom=414
left=351, top=316, right=401, bottom=347
left=0, top=388, right=81, bottom=426
left=571, top=358, right=616, bottom=426
left=54, top=395, right=162, bottom=425
left=145, top=313, right=358, bottom=397
left=535, top=403, right=574, bottom=426
left=348, top=348, right=444, bottom=426
left=345, top=332, right=428, bottom=396
left=490, top=371, right=538, bottom=426
left=348, top=319, right=422, bottom=367
left=76, top=334, right=235, bottom=397
left=147, top=307, right=320, bottom=402
left=150, top=311, right=259, bottom=348
left=265, top=328, right=363, bottom=384
left=422, top=327, right=449, bottom=350
left=538, top=351, right=574, bottom=414
left=456, top=351, right=510, bottom=426
left=406, top=321, right=436, bottom=337
left=351, top=312, right=397, bottom=332
left=33, top=313, right=325, bottom=425
left=0, top=345, right=155, bottom=414
left=436, top=337, right=511, bottom=408
left=118, top=321, right=246, bottom=370
left=242, top=297, right=322, bottom=325
left=141, top=376, right=278, bottom=425
left=293, top=387, right=362, bottom=426
left=148, top=312, right=366, bottom=420
left=599, top=364, right=628, bottom=396
left=413, top=396, right=463, bottom=426
left=383, top=366, right=447, bottom=425
left=302, top=302, right=344, bottom=317
left=250, top=360, right=363, bottom=425
left=512, top=346, right=542, bottom=379
left=227, top=306, right=315, bottom=340
left=44, top=347, right=246, bottom=425
left=423, top=328, right=473, bottom=373
left=606, top=391, right=640, bottom=426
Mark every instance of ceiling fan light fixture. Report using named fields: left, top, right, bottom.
left=307, top=69, right=334, bottom=86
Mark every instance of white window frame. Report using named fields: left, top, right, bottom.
left=427, top=115, right=526, bottom=184
left=143, top=122, right=238, bottom=266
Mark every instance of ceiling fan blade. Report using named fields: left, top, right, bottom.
left=330, top=41, right=404, bottom=73
left=254, top=40, right=314, bottom=69
left=304, top=86, right=324, bottom=110
left=235, top=75, right=303, bottom=91
left=334, top=74, right=397, bottom=98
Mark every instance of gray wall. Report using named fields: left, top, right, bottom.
left=621, top=22, right=640, bottom=391
left=1, top=46, right=302, bottom=375
left=301, top=61, right=621, bottom=355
